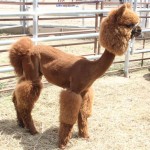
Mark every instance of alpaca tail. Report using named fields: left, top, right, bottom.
left=9, top=37, right=34, bottom=76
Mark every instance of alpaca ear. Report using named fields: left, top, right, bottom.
left=126, top=3, right=132, bottom=9
left=115, top=4, right=126, bottom=21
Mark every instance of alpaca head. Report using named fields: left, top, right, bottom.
left=99, top=3, right=141, bottom=56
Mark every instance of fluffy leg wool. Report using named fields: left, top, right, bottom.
left=59, top=89, right=82, bottom=148
left=13, top=80, right=42, bottom=134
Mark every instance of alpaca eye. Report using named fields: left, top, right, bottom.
left=125, top=24, right=135, bottom=28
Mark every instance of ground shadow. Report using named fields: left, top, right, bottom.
left=143, top=72, right=150, bottom=81
left=0, top=119, right=59, bottom=150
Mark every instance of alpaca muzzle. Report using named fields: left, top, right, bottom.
left=131, top=25, right=142, bottom=38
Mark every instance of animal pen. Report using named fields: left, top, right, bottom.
left=0, top=0, right=150, bottom=92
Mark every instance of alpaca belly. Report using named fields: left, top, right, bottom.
left=41, top=67, right=70, bottom=88
left=46, top=76, right=70, bottom=88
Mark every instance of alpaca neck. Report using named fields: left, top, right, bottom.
left=92, top=49, right=115, bottom=79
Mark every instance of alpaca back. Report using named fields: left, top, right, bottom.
left=9, top=37, right=34, bottom=76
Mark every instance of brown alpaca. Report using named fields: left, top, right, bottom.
left=9, top=4, right=141, bottom=149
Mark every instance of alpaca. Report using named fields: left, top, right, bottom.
left=9, top=3, right=141, bottom=149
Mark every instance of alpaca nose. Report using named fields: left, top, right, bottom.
left=131, top=25, right=142, bottom=38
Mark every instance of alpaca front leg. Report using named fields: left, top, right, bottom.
left=59, top=90, right=82, bottom=149
left=78, top=87, right=94, bottom=138
left=78, top=112, right=89, bottom=138
left=15, top=80, right=42, bottom=135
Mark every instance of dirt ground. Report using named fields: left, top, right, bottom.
left=0, top=68, right=150, bottom=150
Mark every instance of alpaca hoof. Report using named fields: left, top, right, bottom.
left=79, top=133, right=89, bottom=139
left=18, top=122, right=25, bottom=128
left=59, top=144, right=66, bottom=149
left=30, top=130, right=38, bottom=135
left=29, top=129, right=38, bottom=135
left=59, top=137, right=69, bottom=149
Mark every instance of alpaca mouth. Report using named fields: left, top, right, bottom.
left=131, top=25, right=142, bottom=38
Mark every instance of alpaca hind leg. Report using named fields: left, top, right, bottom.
left=12, top=92, right=24, bottom=128
left=78, top=87, right=94, bottom=138
left=59, top=89, right=82, bottom=149
left=15, top=80, right=42, bottom=135
left=18, top=107, right=37, bottom=135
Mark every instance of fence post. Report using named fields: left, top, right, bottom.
left=20, top=0, right=27, bottom=34
left=124, top=42, right=131, bottom=77
left=82, top=3, right=85, bottom=27
left=33, top=0, right=39, bottom=45
left=98, top=1, right=104, bottom=54
left=124, top=0, right=137, bottom=77
left=94, top=1, right=99, bottom=55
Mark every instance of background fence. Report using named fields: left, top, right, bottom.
left=0, top=0, right=150, bottom=92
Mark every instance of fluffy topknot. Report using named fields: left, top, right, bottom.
left=99, top=3, right=139, bottom=56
